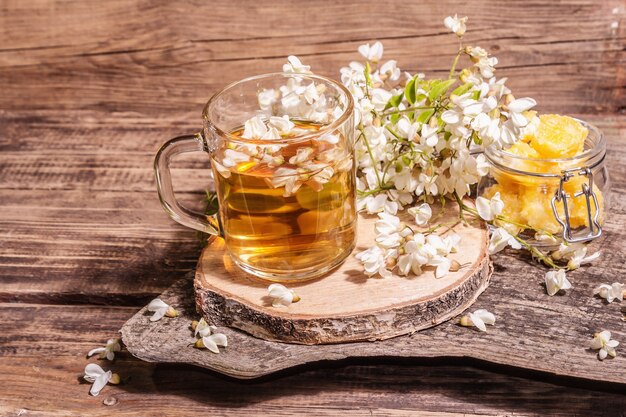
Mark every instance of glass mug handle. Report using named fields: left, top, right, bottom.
left=154, top=133, right=220, bottom=235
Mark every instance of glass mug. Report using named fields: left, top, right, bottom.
left=155, top=73, right=357, bottom=282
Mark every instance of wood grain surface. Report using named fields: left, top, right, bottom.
left=1, top=0, right=625, bottom=415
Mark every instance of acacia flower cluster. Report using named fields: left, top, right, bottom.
left=356, top=211, right=461, bottom=279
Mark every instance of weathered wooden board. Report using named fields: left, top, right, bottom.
left=195, top=208, right=491, bottom=344
left=123, top=241, right=626, bottom=383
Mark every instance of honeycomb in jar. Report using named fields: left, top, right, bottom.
left=489, top=114, right=603, bottom=235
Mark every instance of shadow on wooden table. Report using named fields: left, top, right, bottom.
left=109, top=351, right=626, bottom=415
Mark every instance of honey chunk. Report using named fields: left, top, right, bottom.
left=528, top=114, right=587, bottom=158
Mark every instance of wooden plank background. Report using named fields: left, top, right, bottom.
left=0, top=0, right=625, bottom=415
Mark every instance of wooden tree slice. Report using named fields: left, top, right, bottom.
left=195, top=203, right=491, bottom=344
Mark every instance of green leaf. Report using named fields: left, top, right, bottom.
left=416, top=108, right=435, bottom=125
left=451, top=82, right=473, bottom=97
left=390, top=113, right=401, bottom=124
left=404, top=77, right=417, bottom=104
left=428, top=79, right=456, bottom=102
left=386, top=93, right=404, bottom=110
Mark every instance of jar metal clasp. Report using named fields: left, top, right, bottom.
left=550, top=167, right=602, bottom=243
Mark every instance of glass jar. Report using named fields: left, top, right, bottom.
left=477, top=119, right=610, bottom=247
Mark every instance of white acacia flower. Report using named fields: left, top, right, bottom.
left=198, top=333, right=228, bottom=354
left=421, top=124, right=439, bottom=148
left=444, top=14, right=468, bottom=36
left=475, top=56, right=498, bottom=79
left=267, top=167, right=302, bottom=196
left=283, top=55, right=311, bottom=74
left=147, top=298, right=178, bottom=322
left=506, top=97, right=536, bottom=128
left=593, top=283, right=624, bottom=303
left=544, top=269, right=572, bottom=296
left=302, top=83, right=320, bottom=104
left=194, top=318, right=217, bottom=338
left=222, top=149, right=251, bottom=168
left=488, top=227, right=521, bottom=254
left=242, top=115, right=268, bottom=139
left=87, top=339, right=121, bottom=361
left=431, top=256, right=452, bottom=278
left=375, top=212, right=411, bottom=248
left=380, top=60, right=401, bottom=81
left=444, top=233, right=461, bottom=254
left=268, top=115, right=295, bottom=134
left=358, top=41, right=383, bottom=62
left=375, top=212, right=403, bottom=234
left=355, top=246, right=392, bottom=278
left=268, top=283, right=301, bottom=307
left=407, top=203, right=432, bottom=226
left=459, top=309, right=496, bottom=332
left=362, top=193, right=399, bottom=215
left=288, top=147, right=314, bottom=165
left=590, top=330, right=619, bottom=360
left=396, top=234, right=434, bottom=276
left=567, top=247, right=601, bottom=270
left=83, top=363, right=119, bottom=396
left=415, top=173, right=438, bottom=196
left=551, top=242, right=582, bottom=260
left=258, top=88, right=278, bottom=110
left=476, top=192, right=504, bottom=221
left=475, top=154, right=490, bottom=177
left=371, top=88, right=393, bottom=112
left=392, top=168, right=419, bottom=193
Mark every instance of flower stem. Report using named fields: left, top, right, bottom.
left=511, top=234, right=561, bottom=269
left=357, top=185, right=394, bottom=197
left=358, top=126, right=384, bottom=188
left=449, top=42, right=464, bottom=79
left=381, top=106, right=436, bottom=117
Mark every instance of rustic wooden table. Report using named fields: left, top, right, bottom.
left=1, top=1, right=625, bottom=415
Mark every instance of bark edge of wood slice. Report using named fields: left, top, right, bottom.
left=195, top=205, right=492, bottom=344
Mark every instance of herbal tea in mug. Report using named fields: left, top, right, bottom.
left=155, top=73, right=356, bottom=282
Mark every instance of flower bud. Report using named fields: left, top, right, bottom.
left=191, top=320, right=199, bottom=331
left=459, top=315, right=473, bottom=327
left=165, top=306, right=178, bottom=318
left=373, top=117, right=381, bottom=127
left=459, top=68, right=472, bottom=83
left=385, top=258, right=397, bottom=269
left=109, top=373, right=121, bottom=385
left=194, top=339, right=206, bottom=349
left=449, top=260, right=462, bottom=272
left=292, top=293, right=301, bottom=303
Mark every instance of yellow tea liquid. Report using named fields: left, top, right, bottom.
left=211, top=122, right=357, bottom=281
